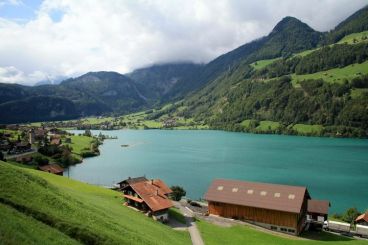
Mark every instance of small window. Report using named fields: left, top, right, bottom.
left=217, top=186, right=224, bottom=191
left=281, top=228, right=287, bottom=232
left=247, top=189, right=254, bottom=194
left=274, top=193, right=281, bottom=198
left=232, top=188, right=238, bottom=192
left=288, top=229, right=295, bottom=233
left=260, top=191, right=267, bottom=196
left=271, top=226, right=277, bottom=230
left=288, top=194, right=295, bottom=200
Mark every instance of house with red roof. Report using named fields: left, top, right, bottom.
left=118, top=177, right=173, bottom=222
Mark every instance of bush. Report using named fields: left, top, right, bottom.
left=33, top=155, right=49, bottom=166
left=342, top=207, right=361, bottom=224
left=170, top=186, right=186, bottom=201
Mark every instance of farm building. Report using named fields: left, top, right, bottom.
left=38, top=164, right=64, bottom=175
left=356, top=212, right=368, bottom=226
left=204, top=179, right=329, bottom=235
left=306, top=199, right=330, bottom=228
left=118, top=177, right=173, bottom=222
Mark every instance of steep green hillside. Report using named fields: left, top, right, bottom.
left=171, top=6, right=368, bottom=138
left=326, top=5, right=368, bottom=43
left=0, top=162, right=190, bottom=245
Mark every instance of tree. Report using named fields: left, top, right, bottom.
left=33, top=155, right=49, bottom=166
left=342, top=207, right=361, bottom=224
left=170, top=186, right=186, bottom=201
left=0, top=151, right=4, bottom=161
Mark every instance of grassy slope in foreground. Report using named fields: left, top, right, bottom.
left=197, top=220, right=368, bottom=245
left=0, top=162, right=190, bottom=245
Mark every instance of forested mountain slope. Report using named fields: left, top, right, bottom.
left=1, top=5, right=368, bottom=135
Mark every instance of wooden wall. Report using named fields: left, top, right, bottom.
left=208, top=202, right=299, bottom=230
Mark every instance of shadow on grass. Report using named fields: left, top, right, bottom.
left=301, top=231, right=354, bottom=242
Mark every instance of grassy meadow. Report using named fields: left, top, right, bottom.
left=197, top=220, right=368, bottom=245
left=0, top=162, right=190, bottom=245
left=292, top=61, right=368, bottom=85
left=64, top=135, right=94, bottom=155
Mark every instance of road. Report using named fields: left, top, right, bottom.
left=174, top=201, right=204, bottom=245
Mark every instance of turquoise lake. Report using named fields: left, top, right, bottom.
left=67, top=130, right=368, bottom=213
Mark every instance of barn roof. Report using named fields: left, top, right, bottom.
left=356, top=212, right=368, bottom=223
left=204, top=179, right=310, bottom=214
left=307, top=199, right=330, bottom=215
left=39, top=164, right=64, bottom=174
left=130, top=181, right=173, bottom=212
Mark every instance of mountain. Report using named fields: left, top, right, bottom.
left=169, top=9, right=368, bottom=137
left=127, top=63, right=203, bottom=102
left=0, top=96, right=78, bottom=124
left=0, top=72, right=147, bottom=123
left=172, top=16, right=323, bottom=117
left=326, top=5, right=368, bottom=43
left=1, top=5, right=368, bottom=131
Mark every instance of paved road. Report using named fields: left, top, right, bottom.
left=5, top=149, right=36, bottom=160
left=174, top=202, right=205, bottom=245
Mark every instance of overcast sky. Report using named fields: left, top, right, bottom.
left=0, top=0, right=367, bottom=85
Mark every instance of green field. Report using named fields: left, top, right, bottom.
left=291, top=124, right=324, bottom=135
left=256, top=121, right=281, bottom=131
left=168, top=208, right=186, bottom=224
left=292, top=61, right=368, bottom=85
left=0, top=162, right=190, bottom=245
left=0, top=129, right=21, bottom=141
left=351, top=88, right=368, bottom=99
left=197, top=220, right=368, bottom=245
left=337, top=31, right=368, bottom=44
left=64, top=135, right=94, bottom=155
left=0, top=203, right=79, bottom=245
left=251, top=58, right=280, bottom=70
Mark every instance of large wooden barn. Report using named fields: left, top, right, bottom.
left=205, top=179, right=326, bottom=235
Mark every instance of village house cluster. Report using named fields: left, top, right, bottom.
left=0, top=125, right=72, bottom=174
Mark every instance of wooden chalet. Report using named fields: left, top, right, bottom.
left=38, top=164, right=64, bottom=175
left=306, top=199, right=330, bottom=229
left=118, top=177, right=173, bottom=222
left=205, top=179, right=318, bottom=235
left=356, top=212, right=368, bottom=226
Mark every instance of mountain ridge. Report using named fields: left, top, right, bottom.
left=1, top=5, right=368, bottom=129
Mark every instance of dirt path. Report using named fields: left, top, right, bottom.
left=174, top=202, right=205, bottom=245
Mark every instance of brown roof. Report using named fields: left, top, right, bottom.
left=130, top=181, right=173, bottom=212
left=118, top=176, right=148, bottom=185
left=307, top=199, right=330, bottom=214
left=204, top=179, right=310, bottom=214
left=152, top=179, right=172, bottom=194
left=39, top=164, right=64, bottom=174
left=356, top=212, right=368, bottom=222
left=124, top=194, right=144, bottom=203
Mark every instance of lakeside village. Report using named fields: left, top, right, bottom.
left=0, top=124, right=116, bottom=174
left=1, top=124, right=367, bottom=241
left=39, top=116, right=182, bottom=130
